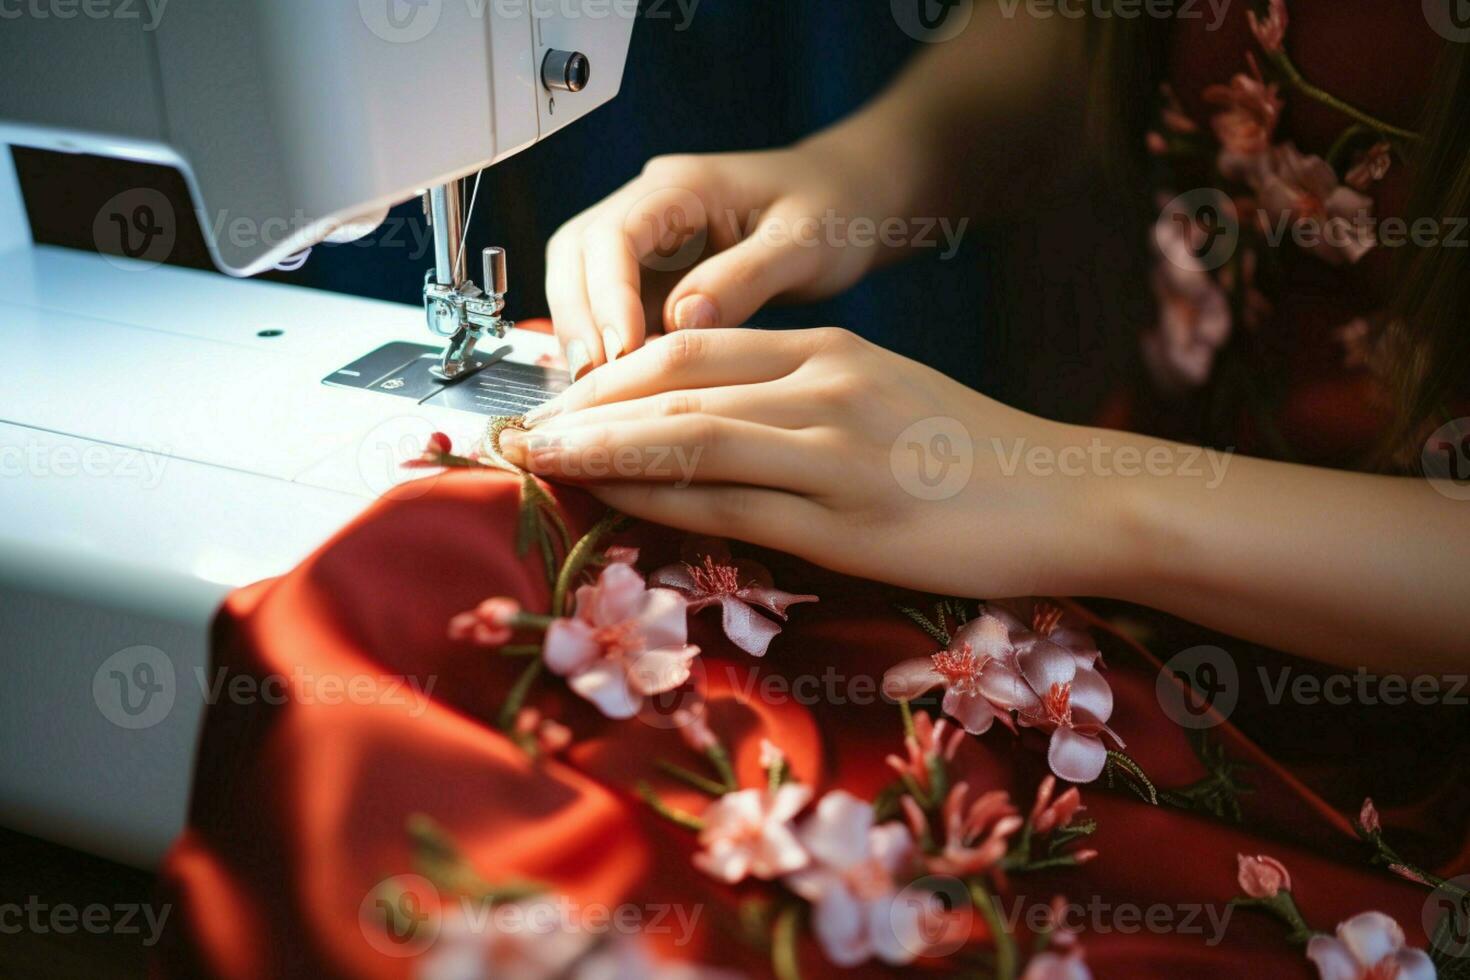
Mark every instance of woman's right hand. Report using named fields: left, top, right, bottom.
left=544, top=134, right=904, bottom=378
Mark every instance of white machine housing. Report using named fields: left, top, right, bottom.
left=0, top=0, right=635, bottom=868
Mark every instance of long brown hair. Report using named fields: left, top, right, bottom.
left=1086, top=7, right=1469, bottom=464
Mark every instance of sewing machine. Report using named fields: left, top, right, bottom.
left=0, top=0, right=635, bottom=868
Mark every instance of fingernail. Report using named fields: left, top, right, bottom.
left=523, top=398, right=561, bottom=428
left=601, top=327, right=624, bottom=362
left=673, top=294, right=718, bottom=331
left=566, top=340, right=592, bottom=380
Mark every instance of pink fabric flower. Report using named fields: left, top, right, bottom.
left=1023, top=950, right=1093, bottom=980
left=883, top=611, right=1121, bottom=782
left=1203, top=62, right=1283, bottom=157
left=1237, top=853, right=1292, bottom=898
left=673, top=707, right=718, bottom=753
left=1160, top=83, right=1199, bottom=135
left=784, top=791, right=927, bottom=968
left=1030, top=775, right=1084, bottom=836
left=1248, top=0, right=1288, bottom=54
left=692, top=783, right=811, bottom=884
left=417, top=898, right=589, bottom=980
left=405, top=431, right=458, bottom=470
left=543, top=563, right=700, bottom=720
left=1306, top=911, right=1435, bottom=980
left=1146, top=199, right=1234, bottom=392
left=1345, top=141, right=1392, bottom=191
left=1359, top=797, right=1382, bottom=835
left=915, top=782, right=1022, bottom=877
left=513, top=707, right=572, bottom=754
left=1254, top=142, right=1377, bottom=265
left=651, top=539, right=817, bottom=657
left=885, top=711, right=965, bottom=795
left=449, top=597, right=522, bottom=648
left=571, top=937, right=744, bottom=980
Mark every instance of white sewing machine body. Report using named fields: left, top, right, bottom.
left=0, top=0, right=634, bottom=868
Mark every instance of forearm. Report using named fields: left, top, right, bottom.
left=800, top=6, right=1089, bottom=224
left=1079, top=427, right=1470, bottom=673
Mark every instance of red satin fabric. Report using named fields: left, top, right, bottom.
left=152, top=464, right=1450, bottom=979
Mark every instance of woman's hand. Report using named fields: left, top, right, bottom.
left=500, top=328, right=1131, bottom=600
left=544, top=136, right=912, bottom=379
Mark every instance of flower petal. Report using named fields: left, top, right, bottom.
left=979, top=660, right=1042, bottom=714
left=942, top=689, right=996, bottom=735
left=591, top=561, right=648, bottom=625
left=1067, top=667, right=1114, bottom=725
left=769, top=782, right=815, bottom=823
left=1336, top=911, right=1405, bottom=969
left=718, top=596, right=783, bottom=657
left=543, top=619, right=599, bottom=676
left=882, top=658, right=945, bottom=701
left=567, top=662, right=641, bottom=720
left=953, top=615, right=1014, bottom=664
left=799, top=790, right=874, bottom=870
left=1306, top=936, right=1363, bottom=980
left=731, top=556, right=775, bottom=590
left=866, top=895, right=919, bottom=966
left=1019, top=640, right=1079, bottom=696
left=636, top=587, right=691, bottom=651
left=1388, top=947, right=1437, bottom=980
left=626, top=644, right=698, bottom=696
left=1047, top=727, right=1108, bottom=783
left=755, top=823, right=812, bottom=878
left=648, top=562, right=698, bottom=594
left=810, top=888, right=871, bottom=969
left=869, top=823, right=916, bottom=877
left=738, top=583, right=819, bottom=620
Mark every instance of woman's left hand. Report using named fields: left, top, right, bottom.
left=499, top=328, right=1123, bottom=600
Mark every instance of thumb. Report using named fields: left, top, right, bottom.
left=662, top=208, right=825, bottom=331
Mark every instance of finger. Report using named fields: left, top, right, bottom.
left=587, top=481, right=827, bottom=555
left=524, top=328, right=816, bottom=423
left=533, top=381, right=812, bottom=433
left=581, top=212, right=648, bottom=363
left=661, top=203, right=825, bottom=332
left=545, top=226, right=605, bottom=380
left=499, top=416, right=831, bottom=494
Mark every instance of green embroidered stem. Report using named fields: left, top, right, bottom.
left=708, top=744, right=739, bottom=794
left=895, top=604, right=951, bottom=646
left=1103, top=750, right=1159, bottom=806
left=496, top=657, right=544, bottom=732
left=656, top=760, right=730, bottom=798
left=1270, top=52, right=1419, bottom=143
left=552, top=510, right=625, bottom=617
left=899, top=699, right=917, bottom=739
left=637, top=781, right=706, bottom=832
left=771, top=904, right=805, bottom=980
left=969, top=881, right=1018, bottom=980
left=1230, top=892, right=1316, bottom=945
left=498, top=644, right=544, bottom=658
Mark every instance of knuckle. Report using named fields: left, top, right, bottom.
left=642, top=153, right=701, bottom=184
left=659, top=392, right=700, bottom=418
left=658, top=329, right=706, bottom=374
